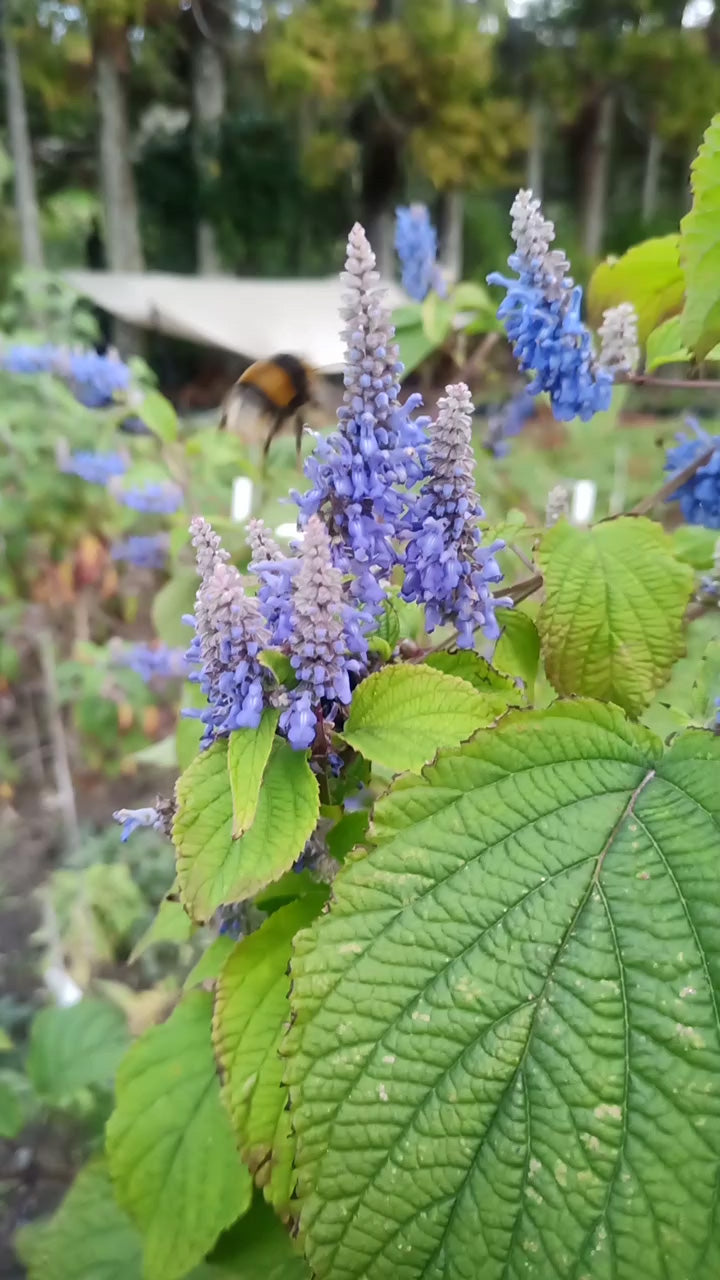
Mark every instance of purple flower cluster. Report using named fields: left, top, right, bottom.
left=247, top=518, right=297, bottom=646
left=111, top=534, right=170, bottom=570
left=488, top=190, right=614, bottom=422
left=2, top=343, right=132, bottom=408
left=402, top=383, right=511, bottom=647
left=664, top=417, right=720, bottom=528
left=395, top=204, right=445, bottom=302
left=295, top=222, right=428, bottom=615
left=60, top=449, right=128, bottom=485
left=111, top=479, right=184, bottom=514
left=112, top=642, right=188, bottom=683
left=183, top=517, right=270, bottom=748
left=278, top=516, right=367, bottom=750
left=484, top=389, right=536, bottom=458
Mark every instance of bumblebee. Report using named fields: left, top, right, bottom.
left=219, top=353, right=320, bottom=468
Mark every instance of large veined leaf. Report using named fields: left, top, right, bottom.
left=537, top=517, right=694, bottom=716
left=681, top=112, right=720, bottom=361
left=15, top=1161, right=143, bottom=1280
left=214, top=894, right=326, bottom=1217
left=285, top=701, right=720, bottom=1280
left=106, top=991, right=252, bottom=1280
left=342, top=664, right=510, bottom=773
left=587, top=234, right=684, bottom=345
left=174, top=738, right=319, bottom=921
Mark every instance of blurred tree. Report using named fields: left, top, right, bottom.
left=1, top=0, right=43, bottom=267
left=266, top=0, right=525, bottom=275
left=620, top=27, right=720, bottom=224
left=183, top=0, right=232, bottom=272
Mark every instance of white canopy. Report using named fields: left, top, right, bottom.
left=63, top=270, right=410, bottom=372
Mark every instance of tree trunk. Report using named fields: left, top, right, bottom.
left=581, top=91, right=615, bottom=261
left=192, top=37, right=225, bottom=273
left=641, top=130, right=662, bottom=224
left=440, top=189, right=464, bottom=285
left=526, top=97, right=544, bottom=200
left=92, top=25, right=144, bottom=355
left=3, top=21, right=43, bottom=268
left=93, top=33, right=143, bottom=272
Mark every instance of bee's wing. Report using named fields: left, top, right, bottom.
left=219, top=382, right=269, bottom=442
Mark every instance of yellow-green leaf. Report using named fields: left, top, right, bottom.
left=106, top=991, right=252, bottom=1280
left=681, top=112, right=720, bottom=360
left=537, top=517, right=694, bottom=716
left=228, top=710, right=280, bottom=839
left=342, top=664, right=507, bottom=773
left=587, top=235, right=684, bottom=345
left=174, top=739, right=319, bottom=921
left=213, top=894, right=326, bottom=1217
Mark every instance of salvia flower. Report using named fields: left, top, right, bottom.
left=545, top=484, right=570, bottom=526
left=247, top=518, right=298, bottom=645
left=111, top=479, right=184, bottom=514
left=2, top=343, right=132, bottom=407
left=111, top=533, right=170, bottom=569
left=65, top=349, right=131, bottom=408
left=295, top=222, right=429, bottom=614
left=402, top=382, right=511, bottom=648
left=597, top=302, right=639, bottom=376
left=279, top=516, right=367, bottom=750
left=60, top=449, right=128, bottom=485
left=184, top=517, right=270, bottom=748
left=484, top=389, right=536, bottom=458
left=488, top=189, right=614, bottom=422
left=113, top=805, right=166, bottom=842
left=111, top=642, right=188, bottom=682
left=664, top=417, right=720, bottom=528
left=395, top=204, right=445, bottom=302
left=2, top=343, right=56, bottom=375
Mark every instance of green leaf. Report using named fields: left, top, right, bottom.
left=367, top=635, right=392, bottom=662
left=285, top=701, right=720, bottom=1280
left=342, top=664, right=507, bottom=773
left=204, top=1198, right=309, bottom=1279
left=0, top=1068, right=35, bottom=1138
left=130, top=894, right=195, bottom=963
left=0, top=1027, right=13, bottom=1051
left=423, top=649, right=518, bottom=697
left=174, top=739, right=319, bottom=921
left=450, top=280, right=496, bottom=314
left=587, top=234, right=684, bottom=345
left=184, top=934, right=237, bottom=989
left=326, top=809, right=370, bottom=862
left=645, top=315, right=691, bottom=370
left=494, top=605, right=541, bottom=694
left=136, top=390, right=179, bottom=443
left=537, top=517, right=694, bottom=716
left=394, top=321, right=436, bottom=377
left=671, top=523, right=719, bottom=570
left=255, top=870, right=328, bottom=914
left=27, top=1000, right=130, bottom=1105
left=106, top=991, right=252, bottom=1280
left=15, top=1161, right=143, bottom=1280
left=228, top=711, right=280, bottom=839
left=421, top=292, right=453, bottom=346
left=260, top=650, right=298, bottom=689
left=681, top=113, right=720, bottom=360
left=152, top=571, right=197, bottom=648
left=390, top=304, right=423, bottom=330
left=214, top=895, right=326, bottom=1216
left=374, top=599, right=401, bottom=652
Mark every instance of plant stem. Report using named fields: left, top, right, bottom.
left=630, top=446, right=714, bottom=516
left=624, top=373, right=720, bottom=392
left=35, top=626, right=80, bottom=853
